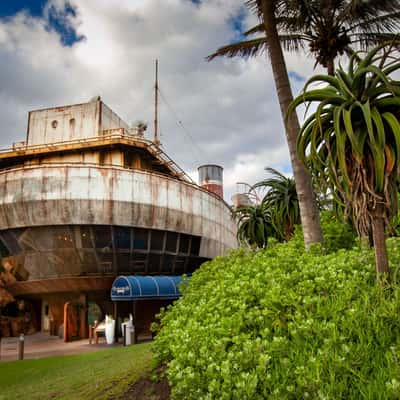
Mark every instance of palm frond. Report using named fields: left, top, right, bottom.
left=279, top=35, right=309, bottom=52
left=347, top=12, right=400, bottom=33
left=349, top=33, right=400, bottom=51
left=243, top=24, right=264, bottom=37
left=245, top=0, right=262, bottom=17
left=339, top=0, right=400, bottom=24
left=206, top=38, right=267, bottom=61
left=244, top=17, right=305, bottom=37
left=209, top=0, right=400, bottom=74
left=252, top=167, right=300, bottom=241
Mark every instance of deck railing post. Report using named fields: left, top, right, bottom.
left=18, top=334, right=24, bottom=360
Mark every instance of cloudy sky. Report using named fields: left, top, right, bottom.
left=0, top=0, right=324, bottom=201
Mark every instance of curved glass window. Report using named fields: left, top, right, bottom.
left=0, top=225, right=206, bottom=280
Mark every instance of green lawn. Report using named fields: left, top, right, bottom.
left=0, top=342, right=154, bottom=400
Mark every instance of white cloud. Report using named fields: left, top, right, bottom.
left=0, top=0, right=320, bottom=203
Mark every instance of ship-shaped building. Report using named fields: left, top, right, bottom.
left=0, top=98, right=237, bottom=340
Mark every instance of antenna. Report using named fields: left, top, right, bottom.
left=153, top=59, right=160, bottom=145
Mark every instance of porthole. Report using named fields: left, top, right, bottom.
left=51, top=120, right=58, bottom=129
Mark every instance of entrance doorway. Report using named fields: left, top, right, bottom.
left=42, top=301, right=50, bottom=332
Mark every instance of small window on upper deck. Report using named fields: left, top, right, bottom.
left=69, top=118, right=76, bottom=129
left=51, top=120, right=58, bottom=129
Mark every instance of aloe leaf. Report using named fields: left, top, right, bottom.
left=333, top=107, right=351, bottom=187
left=371, top=108, right=386, bottom=149
left=336, top=70, right=355, bottom=100
left=382, top=112, right=400, bottom=161
left=303, top=74, right=341, bottom=92
left=343, top=108, right=362, bottom=157
left=375, top=97, right=400, bottom=108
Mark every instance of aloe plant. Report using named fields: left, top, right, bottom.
left=234, top=203, right=273, bottom=248
left=253, top=168, right=300, bottom=241
left=288, top=42, right=400, bottom=279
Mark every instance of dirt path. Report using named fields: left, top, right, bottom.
left=0, top=332, right=120, bottom=361
left=120, top=367, right=170, bottom=400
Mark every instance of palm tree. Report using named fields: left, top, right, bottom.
left=254, top=167, right=300, bottom=241
left=208, top=0, right=400, bottom=75
left=234, top=203, right=273, bottom=248
left=210, top=0, right=323, bottom=248
left=288, top=42, right=400, bottom=279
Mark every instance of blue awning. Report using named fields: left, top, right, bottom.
left=111, top=275, right=184, bottom=301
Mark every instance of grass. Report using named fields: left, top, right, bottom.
left=0, top=342, right=154, bottom=400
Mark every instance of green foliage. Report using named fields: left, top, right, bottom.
left=290, top=211, right=356, bottom=253
left=391, top=193, right=400, bottom=235
left=234, top=168, right=300, bottom=248
left=154, top=239, right=400, bottom=399
left=234, top=204, right=273, bottom=248
left=289, top=42, right=400, bottom=238
left=254, top=168, right=300, bottom=241
left=320, top=211, right=356, bottom=252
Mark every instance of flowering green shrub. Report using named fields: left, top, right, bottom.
left=319, top=212, right=355, bottom=253
left=153, top=238, right=400, bottom=399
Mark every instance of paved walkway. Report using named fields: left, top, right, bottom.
left=0, top=332, right=121, bottom=362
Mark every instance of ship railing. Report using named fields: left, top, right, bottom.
left=0, top=161, right=229, bottom=206
left=0, top=128, right=194, bottom=184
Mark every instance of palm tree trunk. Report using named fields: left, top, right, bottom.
left=371, top=213, right=390, bottom=280
left=327, top=59, right=335, bottom=76
left=261, top=0, right=323, bottom=247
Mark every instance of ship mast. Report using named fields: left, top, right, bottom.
left=153, top=59, right=160, bottom=145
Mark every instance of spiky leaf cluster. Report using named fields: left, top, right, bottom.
left=254, top=168, right=300, bottom=241
left=234, top=203, right=273, bottom=249
left=289, top=42, right=400, bottom=237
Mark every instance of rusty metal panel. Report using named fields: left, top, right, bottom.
left=0, top=165, right=237, bottom=259
left=100, top=102, right=129, bottom=132
left=27, top=101, right=101, bottom=145
left=198, top=164, right=224, bottom=198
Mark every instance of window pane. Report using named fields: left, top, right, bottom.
left=80, top=227, right=93, bottom=248
left=151, top=230, right=164, bottom=251
left=165, top=232, right=178, bottom=253
left=179, top=234, right=190, bottom=254
left=190, top=236, right=201, bottom=255
left=79, top=250, right=98, bottom=273
left=117, top=253, right=131, bottom=273
left=93, top=226, right=112, bottom=249
left=174, top=256, right=186, bottom=274
left=148, top=254, right=161, bottom=273
left=133, top=228, right=148, bottom=250
left=114, top=227, right=131, bottom=249
left=162, top=255, right=175, bottom=272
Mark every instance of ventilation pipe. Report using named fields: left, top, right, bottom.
left=198, top=164, right=223, bottom=199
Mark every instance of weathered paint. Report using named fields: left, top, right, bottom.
left=101, top=103, right=129, bottom=132
left=0, top=164, right=237, bottom=257
left=198, top=164, right=224, bottom=198
left=0, top=131, right=193, bottom=184
left=0, top=100, right=239, bottom=340
left=27, top=101, right=129, bottom=146
left=27, top=101, right=101, bottom=145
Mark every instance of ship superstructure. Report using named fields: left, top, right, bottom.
left=0, top=98, right=237, bottom=339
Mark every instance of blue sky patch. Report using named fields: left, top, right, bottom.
left=229, top=6, right=247, bottom=42
left=0, top=0, right=45, bottom=18
left=46, top=2, right=84, bottom=46
left=0, top=0, right=83, bottom=47
left=288, top=71, right=305, bottom=83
